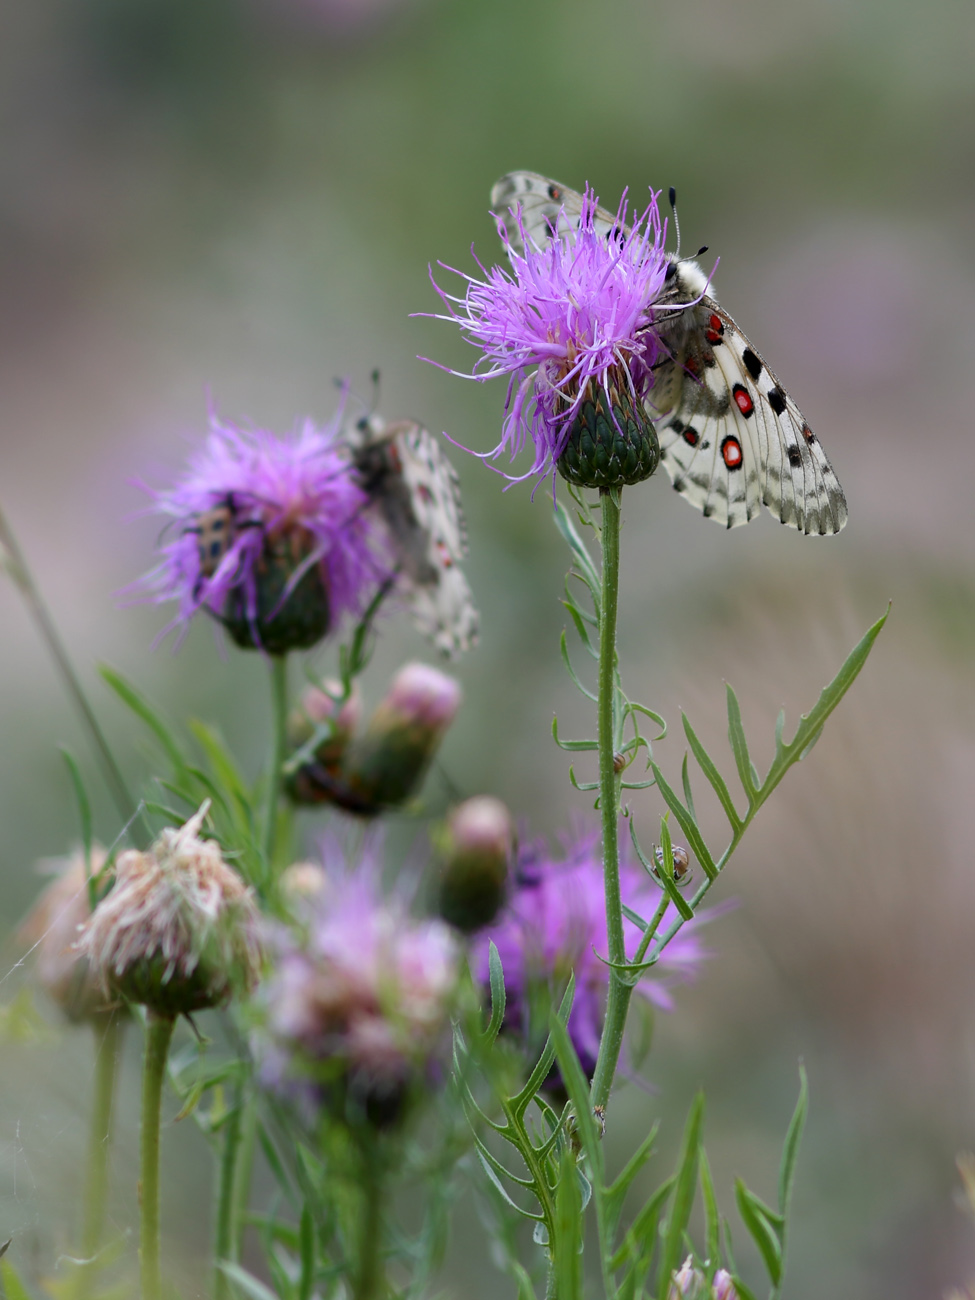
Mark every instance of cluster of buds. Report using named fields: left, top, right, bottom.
left=286, top=663, right=461, bottom=816
left=78, top=805, right=262, bottom=1017
left=19, top=849, right=119, bottom=1023
left=668, top=1257, right=738, bottom=1300
left=258, top=868, right=461, bottom=1128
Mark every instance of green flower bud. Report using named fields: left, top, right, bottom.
left=557, top=372, right=659, bottom=490
left=436, top=796, right=513, bottom=932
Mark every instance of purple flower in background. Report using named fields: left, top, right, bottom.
left=471, top=825, right=714, bottom=1081
left=258, top=864, right=461, bottom=1128
left=137, top=411, right=386, bottom=653
left=427, top=186, right=670, bottom=489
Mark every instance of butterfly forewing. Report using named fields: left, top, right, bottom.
left=490, top=170, right=848, bottom=534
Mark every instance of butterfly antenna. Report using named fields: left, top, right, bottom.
left=668, top=186, right=681, bottom=258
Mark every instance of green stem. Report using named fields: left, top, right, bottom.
left=0, top=502, right=145, bottom=843
left=589, top=489, right=633, bottom=1112
left=262, top=655, right=289, bottom=874
left=354, top=1141, right=385, bottom=1300
left=140, top=1011, right=176, bottom=1300
left=78, top=1014, right=124, bottom=1298
left=231, top=1092, right=258, bottom=1262
left=212, top=1084, right=243, bottom=1300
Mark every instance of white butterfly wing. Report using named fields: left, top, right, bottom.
left=490, top=171, right=621, bottom=257
left=354, top=417, right=478, bottom=657
left=652, top=298, right=848, bottom=534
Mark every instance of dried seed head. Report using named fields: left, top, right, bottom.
left=78, top=805, right=262, bottom=1017
left=19, top=849, right=120, bottom=1023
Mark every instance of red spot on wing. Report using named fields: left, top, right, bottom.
left=733, top=385, right=754, bottom=416
left=706, top=313, right=724, bottom=344
left=721, top=437, right=743, bottom=469
left=682, top=428, right=699, bottom=447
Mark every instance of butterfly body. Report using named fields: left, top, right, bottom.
left=351, top=416, right=478, bottom=657
left=490, top=171, right=847, bottom=534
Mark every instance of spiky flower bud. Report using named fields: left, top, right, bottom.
left=19, top=849, right=119, bottom=1023
left=78, top=805, right=262, bottom=1017
left=436, top=796, right=512, bottom=932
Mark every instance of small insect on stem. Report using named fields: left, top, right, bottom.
left=653, top=844, right=690, bottom=883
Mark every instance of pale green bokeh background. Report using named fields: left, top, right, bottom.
left=1, top=0, right=974, bottom=1295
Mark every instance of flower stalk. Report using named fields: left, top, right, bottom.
left=589, top=488, right=632, bottom=1111
left=77, top=1013, right=124, bottom=1298
left=140, top=1010, right=176, bottom=1300
left=262, top=654, right=290, bottom=873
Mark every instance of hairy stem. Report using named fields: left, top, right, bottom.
left=0, top=503, right=145, bottom=842
left=140, top=1011, right=176, bottom=1300
left=589, top=489, right=633, bottom=1111
left=78, top=1013, right=124, bottom=1298
left=262, top=654, right=289, bottom=874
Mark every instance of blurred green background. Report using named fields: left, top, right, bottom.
left=1, top=0, right=974, bottom=1294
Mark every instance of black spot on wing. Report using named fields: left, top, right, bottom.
left=767, top=387, right=787, bottom=415
left=742, top=349, right=763, bottom=381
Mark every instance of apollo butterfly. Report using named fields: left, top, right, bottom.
left=490, top=171, right=848, bottom=535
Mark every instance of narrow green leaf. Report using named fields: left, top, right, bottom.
left=734, top=1181, right=782, bottom=1286
left=553, top=1147, right=584, bottom=1300
left=217, top=1261, right=281, bottom=1300
left=655, top=818, right=695, bottom=921
left=100, top=666, right=188, bottom=775
left=656, top=1093, right=704, bottom=1295
left=648, top=763, right=718, bottom=880
left=681, top=752, right=696, bottom=823
left=476, top=1149, right=540, bottom=1216
left=484, top=941, right=507, bottom=1046
left=0, top=1258, right=32, bottom=1300
left=682, top=713, right=742, bottom=831
left=604, top=1122, right=658, bottom=1243
left=512, top=976, right=575, bottom=1117
left=778, top=1063, right=808, bottom=1224
left=188, top=720, right=251, bottom=807
left=610, top=1176, right=674, bottom=1272
left=297, top=1206, right=314, bottom=1300
left=549, top=1015, right=602, bottom=1180
left=560, top=631, right=598, bottom=700
left=568, top=768, right=600, bottom=793
left=553, top=503, right=600, bottom=592
left=59, top=749, right=94, bottom=905
left=726, top=684, right=759, bottom=802
left=257, top=1126, right=298, bottom=1208
left=699, top=1152, right=720, bottom=1273
left=551, top=717, right=599, bottom=752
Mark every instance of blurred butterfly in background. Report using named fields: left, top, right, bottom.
left=491, top=171, right=848, bottom=535
left=349, top=413, right=479, bottom=658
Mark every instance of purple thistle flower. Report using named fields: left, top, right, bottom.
left=136, top=410, right=388, bottom=653
left=257, top=863, right=461, bottom=1128
left=427, top=187, right=671, bottom=490
left=470, top=824, right=716, bottom=1082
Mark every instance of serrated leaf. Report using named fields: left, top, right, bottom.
left=512, top=976, right=575, bottom=1117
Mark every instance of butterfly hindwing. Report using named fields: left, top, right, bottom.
left=491, top=170, right=848, bottom=534
left=352, top=416, right=478, bottom=657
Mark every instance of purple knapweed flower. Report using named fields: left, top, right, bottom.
left=470, top=825, right=715, bottom=1082
left=427, top=186, right=671, bottom=490
left=137, top=410, right=387, bottom=654
left=258, top=865, right=461, bottom=1128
